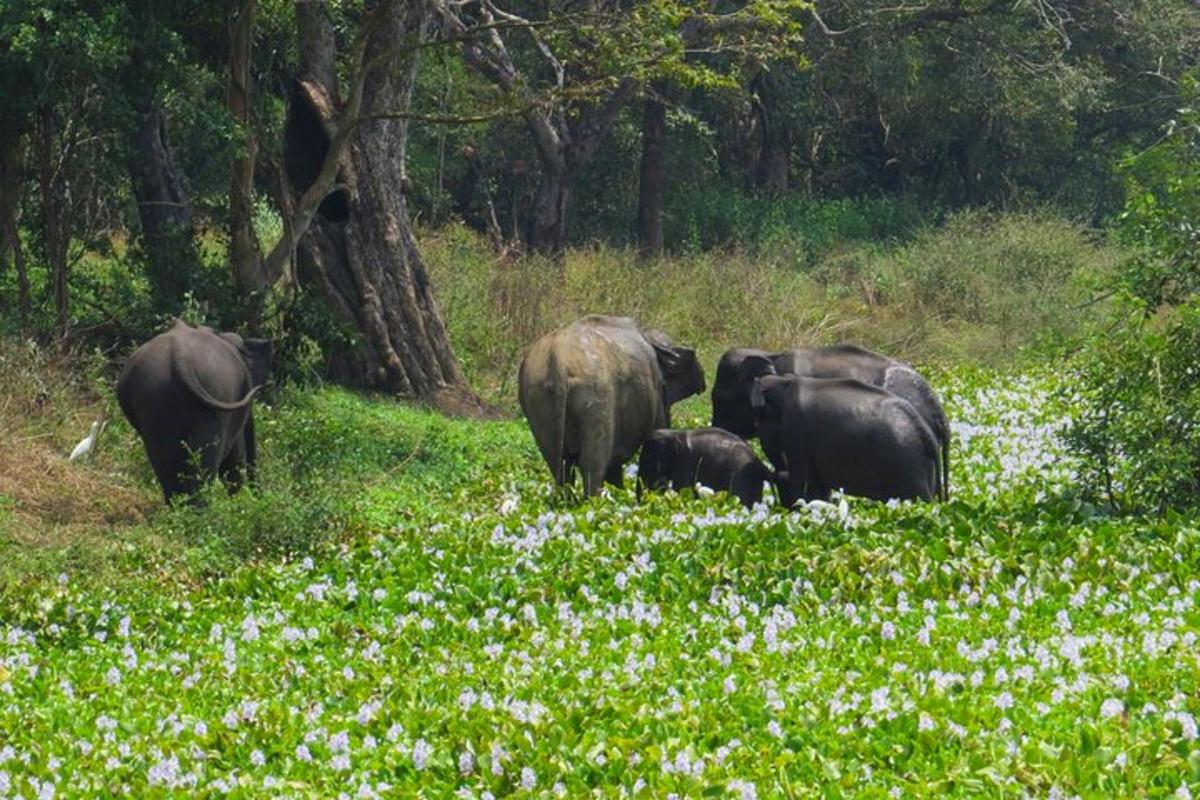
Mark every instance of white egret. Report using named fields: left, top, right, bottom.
left=69, top=419, right=107, bottom=462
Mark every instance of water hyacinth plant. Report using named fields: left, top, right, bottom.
left=1, top=369, right=1199, bottom=797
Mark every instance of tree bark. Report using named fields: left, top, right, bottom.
left=528, top=168, right=571, bottom=255
left=637, top=85, right=668, bottom=260
left=287, top=0, right=481, bottom=415
left=0, top=125, right=30, bottom=332
left=128, top=100, right=201, bottom=310
left=227, top=0, right=265, bottom=301
left=752, top=73, right=791, bottom=195
left=758, top=138, right=790, bottom=195
left=36, top=106, right=70, bottom=339
left=521, top=81, right=636, bottom=256
left=0, top=125, right=31, bottom=331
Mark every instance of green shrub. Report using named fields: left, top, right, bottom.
left=1064, top=298, right=1200, bottom=513
left=1064, top=89, right=1200, bottom=515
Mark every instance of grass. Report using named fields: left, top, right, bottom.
left=423, top=210, right=1122, bottom=409
left=2, top=366, right=1199, bottom=797
left=0, top=338, right=542, bottom=592
left=1, top=213, right=1192, bottom=797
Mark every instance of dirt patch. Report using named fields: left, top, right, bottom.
left=0, top=340, right=158, bottom=550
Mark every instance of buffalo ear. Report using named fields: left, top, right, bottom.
left=750, top=377, right=783, bottom=420
left=239, top=338, right=274, bottom=388
left=739, top=353, right=776, bottom=379
left=750, top=378, right=767, bottom=411
left=643, top=329, right=705, bottom=404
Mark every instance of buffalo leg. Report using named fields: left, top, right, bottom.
left=604, top=460, right=625, bottom=489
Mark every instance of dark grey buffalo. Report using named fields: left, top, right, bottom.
left=518, top=315, right=705, bottom=496
left=712, top=344, right=949, bottom=499
left=751, top=374, right=939, bottom=506
left=117, top=319, right=271, bottom=503
left=637, top=427, right=772, bottom=508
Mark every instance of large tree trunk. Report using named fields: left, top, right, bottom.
left=36, top=106, right=69, bottom=339
left=637, top=86, right=668, bottom=260
left=227, top=0, right=265, bottom=303
left=752, top=74, right=791, bottom=196
left=287, top=0, right=481, bottom=415
left=528, top=168, right=571, bottom=256
left=758, top=136, right=790, bottom=195
left=128, top=101, right=201, bottom=310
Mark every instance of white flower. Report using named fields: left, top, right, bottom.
left=723, top=675, right=736, bottom=695
left=521, top=767, right=537, bottom=790
left=491, top=744, right=508, bottom=776
left=729, top=779, right=757, bottom=800
left=993, top=691, right=1014, bottom=710
left=250, top=750, right=265, bottom=767
left=295, top=745, right=312, bottom=762
left=105, top=667, right=121, bottom=686
left=1100, top=698, right=1124, bottom=719
left=148, top=754, right=181, bottom=787
left=459, top=750, right=475, bottom=775
left=918, top=712, right=936, bottom=732
left=412, top=738, right=432, bottom=771
left=880, top=621, right=896, bottom=641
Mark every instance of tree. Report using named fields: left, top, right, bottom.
left=272, top=0, right=480, bottom=412
left=636, top=83, right=669, bottom=259
left=0, top=121, right=30, bottom=331
left=437, top=0, right=810, bottom=256
left=227, top=0, right=264, bottom=300
left=121, top=2, right=206, bottom=313
left=2, top=2, right=132, bottom=338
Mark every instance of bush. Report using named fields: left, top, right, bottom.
left=1064, top=299, right=1200, bottom=513
left=1064, top=88, right=1200, bottom=515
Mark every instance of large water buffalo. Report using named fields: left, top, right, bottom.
left=712, top=344, right=949, bottom=499
left=117, top=319, right=271, bottom=503
left=751, top=374, right=940, bottom=506
left=519, top=315, right=705, bottom=496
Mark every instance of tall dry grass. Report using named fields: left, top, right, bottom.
left=424, top=210, right=1123, bottom=406
left=0, top=340, right=160, bottom=583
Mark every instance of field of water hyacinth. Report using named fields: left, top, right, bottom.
left=2, top=369, right=1200, bottom=799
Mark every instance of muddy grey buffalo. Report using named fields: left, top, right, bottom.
left=117, top=319, right=271, bottom=503
left=518, top=315, right=705, bottom=496
left=751, top=374, right=939, bottom=506
left=637, top=427, right=772, bottom=508
left=712, top=344, right=949, bottom=499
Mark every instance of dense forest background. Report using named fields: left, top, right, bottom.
left=1, top=0, right=1198, bottom=407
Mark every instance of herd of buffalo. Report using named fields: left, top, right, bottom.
left=519, top=315, right=949, bottom=508
left=116, top=316, right=949, bottom=510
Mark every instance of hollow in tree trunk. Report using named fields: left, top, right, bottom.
left=285, top=0, right=484, bottom=416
